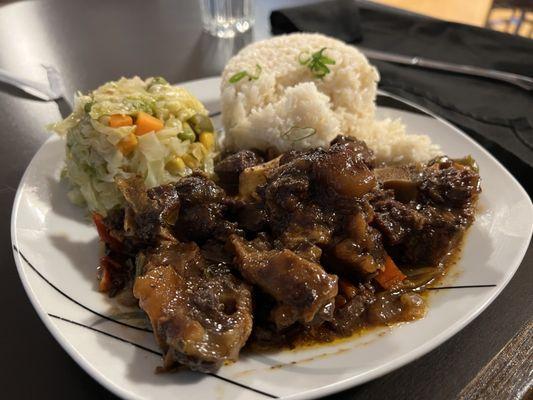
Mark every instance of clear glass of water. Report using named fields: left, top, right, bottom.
left=200, top=0, right=255, bottom=38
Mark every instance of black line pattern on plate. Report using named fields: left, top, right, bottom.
left=48, top=313, right=278, bottom=398
left=13, top=246, right=152, bottom=333
left=205, top=374, right=278, bottom=398
left=49, top=313, right=161, bottom=355
left=208, top=110, right=222, bottom=118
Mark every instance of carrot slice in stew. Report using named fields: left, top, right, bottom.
left=109, top=114, right=133, bottom=128
left=98, top=257, right=113, bottom=292
left=375, top=254, right=406, bottom=289
left=98, top=256, right=123, bottom=293
left=92, top=213, right=123, bottom=252
left=135, top=111, right=164, bottom=135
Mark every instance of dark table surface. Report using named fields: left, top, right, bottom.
left=1, top=0, right=531, bottom=399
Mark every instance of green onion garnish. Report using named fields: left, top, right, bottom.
left=299, top=47, right=336, bottom=78
left=281, top=126, right=317, bottom=142
left=229, top=64, right=262, bottom=83
left=147, top=76, right=169, bottom=89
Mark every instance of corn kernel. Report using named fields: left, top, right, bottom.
left=182, top=153, right=199, bottom=169
left=199, top=132, right=215, bottom=151
left=190, top=142, right=205, bottom=160
left=165, top=157, right=186, bottom=175
left=198, top=143, right=208, bottom=156
left=117, top=133, right=138, bottom=156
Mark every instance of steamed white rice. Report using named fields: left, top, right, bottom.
left=221, top=33, right=440, bottom=163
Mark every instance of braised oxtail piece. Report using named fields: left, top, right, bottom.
left=134, top=240, right=253, bottom=372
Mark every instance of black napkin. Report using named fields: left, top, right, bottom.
left=271, top=0, right=533, bottom=194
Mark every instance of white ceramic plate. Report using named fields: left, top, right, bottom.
left=11, top=77, right=533, bottom=400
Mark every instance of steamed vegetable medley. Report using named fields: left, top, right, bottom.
left=50, top=77, right=217, bottom=215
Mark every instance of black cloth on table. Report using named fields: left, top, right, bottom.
left=271, top=0, right=533, bottom=194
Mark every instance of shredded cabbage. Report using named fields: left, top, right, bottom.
left=49, top=76, right=217, bottom=215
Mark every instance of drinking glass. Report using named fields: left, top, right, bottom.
left=200, top=0, right=255, bottom=38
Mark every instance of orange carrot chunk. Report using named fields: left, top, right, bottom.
left=98, top=259, right=113, bottom=292
left=375, top=254, right=406, bottom=289
left=92, top=213, right=123, bottom=252
left=109, top=114, right=133, bottom=128
left=135, top=111, right=164, bottom=135
left=98, top=256, right=122, bottom=293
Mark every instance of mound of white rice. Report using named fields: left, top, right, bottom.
left=221, top=33, right=440, bottom=163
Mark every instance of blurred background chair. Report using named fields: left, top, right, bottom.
left=369, top=0, right=533, bottom=38
left=487, top=0, right=533, bottom=37
left=372, top=0, right=493, bottom=26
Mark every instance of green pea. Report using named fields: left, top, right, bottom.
left=187, top=113, right=214, bottom=135
left=178, top=122, right=196, bottom=142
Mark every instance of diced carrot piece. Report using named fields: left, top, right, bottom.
left=109, top=114, right=133, bottom=128
left=92, top=213, right=108, bottom=240
left=375, top=254, right=406, bottom=289
left=98, top=260, right=113, bottom=292
left=135, top=111, right=164, bottom=135
left=98, top=256, right=123, bottom=293
left=117, top=133, right=138, bottom=156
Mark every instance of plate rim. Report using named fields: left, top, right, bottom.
left=10, top=76, right=533, bottom=400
